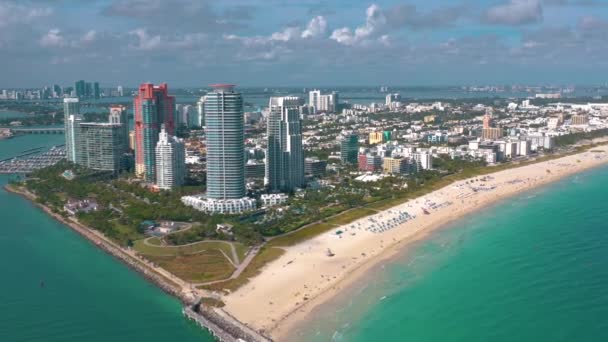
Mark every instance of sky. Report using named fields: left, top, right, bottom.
left=1, top=0, right=608, bottom=87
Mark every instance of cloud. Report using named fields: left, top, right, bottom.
left=385, top=4, right=468, bottom=30
left=40, top=29, right=66, bottom=47
left=0, top=1, right=52, bottom=28
left=302, top=16, right=327, bottom=39
left=484, top=0, right=543, bottom=25
left=129, top=28, right=161, bottom=50
left=330, top=4, right=387, bottom=46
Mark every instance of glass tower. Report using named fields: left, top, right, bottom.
left=134, top=83, right=175, bottom=182
left=204, top=84, right=245, bottom=199
left=63, top=98, right=80, bottom=162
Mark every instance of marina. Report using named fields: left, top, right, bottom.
left=0, top=146, right=66, bottom=174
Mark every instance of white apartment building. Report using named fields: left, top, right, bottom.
left=155, top=127, right=186, bottom=190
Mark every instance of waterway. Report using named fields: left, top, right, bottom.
left=0, top=133, right=214, bottom=342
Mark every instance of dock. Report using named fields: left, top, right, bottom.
left=0, top=146, right=65, bottom=174
left=183, top=305, right=273, bottom=342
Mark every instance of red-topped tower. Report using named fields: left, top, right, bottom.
left=134, top=83, right=175, bottom=181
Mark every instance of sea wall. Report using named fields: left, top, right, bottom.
left=4, top=184, right=191, bottom=304
left=184, top=305, right=273, bottom=342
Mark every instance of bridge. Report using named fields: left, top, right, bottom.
left=10, top=127, right=65, bottom=134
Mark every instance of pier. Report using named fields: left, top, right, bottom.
left=183, top=305, right=273, bottom=342
left=10, top=127, right=64, bottom=134
left=0, top=146, right=65, bottom=174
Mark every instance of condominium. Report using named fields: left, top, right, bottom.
left=155, top=126, right=186, bottom=190
left=266, top=96, right=305, bottom=192
left=63, top=98, right=81, bottom=162
left=369, top=132, right=383, bottom=144
left=308, top=89, right=338, bottom=113
left=205, top=84, right=246, bottom=199
left=133, top=83, right=175, bottom=182
left=75, top=122, right=128, bottom=174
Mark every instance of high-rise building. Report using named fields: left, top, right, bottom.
left=369, top=132, right=383, bottom=144
left=128, top=130, right=136, bottom=151
left=304, top=158, right=327, bottom=177
left=85, top=82, right=92, bottom=98
left=63, top=98, right=81, bottom=162
left=205, top=84, right=246, bottom=199
left=340, top=133, right=359, bottom=164
left=155, top=126, right=186, bottom=190
left=482, top=113, right=492, bottom=129
left=109, top=105, right=129, bottom=150
left=196, top=97, right=205, bottom=127
left=93, top=82, right=100, bottom=99
left=385, top=93, right=401, bottom=106
left=133, top=83, right=175, bottom=182
left=75, top=80, right=85, bottom=98
left=308, top=89, right=321, bottom=113
left=53, top=84, right=62, bottom=98
left=117, top=86, right=124, bottom=97
left=75, top=122, right=129, bottom=174
left=266, top=96, right=305, bottom=192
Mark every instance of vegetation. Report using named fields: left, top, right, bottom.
left=554, top=128, right=608, bottom=147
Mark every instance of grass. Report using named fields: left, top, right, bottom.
left=266, top=222, right=335, bottom=248
left=146, top=237, right=162, bottom=246
left=146, top=250, right=234, bottom=283
left=199, top=246, right=285, bottom=292
left=325, top=207, right=378, bottom=226
left=133, top=239, right=244, bottom=265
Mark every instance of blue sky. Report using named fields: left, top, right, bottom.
left=1, top=0, right=608, bottom=87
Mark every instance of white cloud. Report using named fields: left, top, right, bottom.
left=484, top=0, right=543, bottom=25
left=0, top=1, right=52, bottom=28
left=301, top=16, right=327, bottom=38
left=81, top=30, right=97, bottom=42
left=129, top=28, right=161, bottom=50
left=330, top=4, right=388, bottom=46
left=40, top=29, right=66, bottom=47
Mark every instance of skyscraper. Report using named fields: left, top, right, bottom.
left=133, top=83, right=175, bottom=182
left=63, top=98, right=81, bottom=162
left=155, top=126, right=186, bottom=190
left=75, top=122, right=128, bottom=174
left=109, top=105, right=129, bottom=152
left=266, top=96, right=305, bottom=192
left=340, top=133, right=359, bottom=164
left=93, top=82, right=100, bottom=99
left=75, top=80, right=85, bottom=98
left=308, top=89, right=321, bottom=113
left=196, top=97, right=205, bottom=127
left=204, top=84, right=245, bottom=199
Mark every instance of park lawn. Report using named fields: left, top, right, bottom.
left=133, top=239, right=243, bottom=265
left=266, top=222, right=335, bottom=248
left=146, top=250, right=234, bottom=283
left=199, top=246, right=285, bottom=292
left=325, top=207, right=378, bottom=226
left=233, top=243, right=249, bottom=263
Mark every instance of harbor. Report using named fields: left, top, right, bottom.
left=0, top=146, right=66, bottom=174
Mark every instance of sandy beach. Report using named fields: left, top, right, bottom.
left=222, top=145, right=608, bottom=341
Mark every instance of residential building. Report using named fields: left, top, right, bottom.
left=75, top=122, right=128, bottom=174
left=155, top=126, right=186, bottom=190
left=412, top=152, right=432, bottom=170
left=63, top=98, right=81, bottom=162
left=133, top=83, right=176, bottom=182
left=204, top=84, right=247, bottom=202
left=261, top=193, right=289, bottom=207
left=266, top=96, right=305, bottom=192
left=383, top=157, right=408, bottom=175
left=482, top=127, right=503, bottom=140
left=571, top=114, right=589, bottom=125
left=340, top=133, right=359, bottom=164
left=369, top=132, right=383, bottom=144
left=358, top=153, right=382, bottom=172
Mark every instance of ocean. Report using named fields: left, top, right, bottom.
left=0, top=134, right=214, bottom=342
left=295, top=164, right=608, bottom=341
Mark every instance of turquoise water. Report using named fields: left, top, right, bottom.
left=297, top=165, right=608, bottom=341
left=0, top=134, right=214, bottom=342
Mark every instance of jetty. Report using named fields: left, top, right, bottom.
left=10, top=127, right=65, bottom=134
left=183, top=305, right=273, bottom=342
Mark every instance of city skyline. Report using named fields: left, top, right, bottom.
left=1, top=0, right=608, bottom=87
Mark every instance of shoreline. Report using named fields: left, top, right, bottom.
left=221, top=144, right=608, bottom=341
left=4, top=183, right=274, bottom=342
left=3, top=184, right=194, bottom=304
